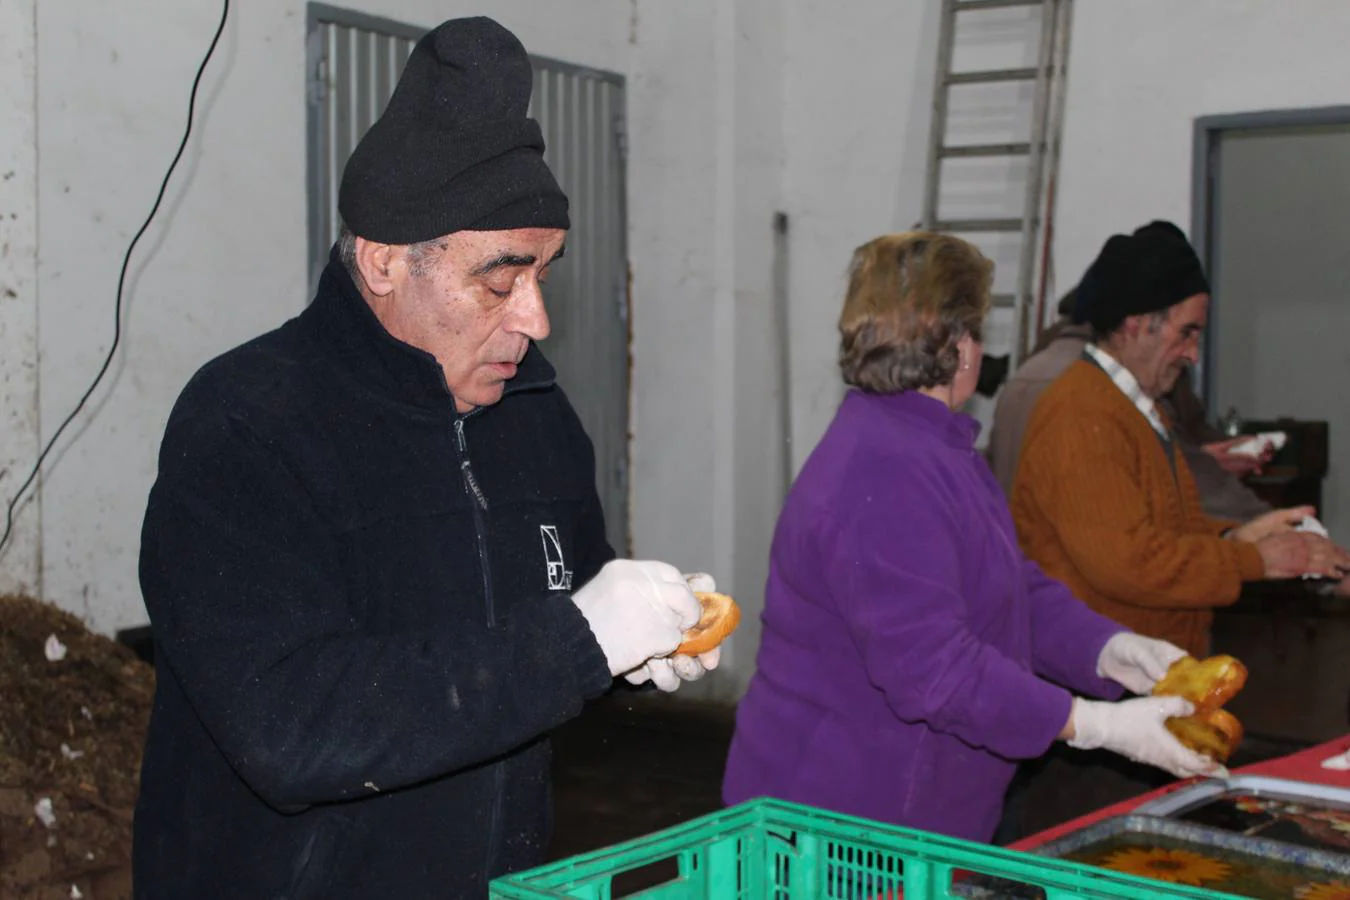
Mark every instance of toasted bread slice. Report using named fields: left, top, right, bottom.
left=676, top=591, right=741, bottom=656
left=1151, top=654, right=1248, bottom=712
left=1166, top=707, right=1244, bottom=763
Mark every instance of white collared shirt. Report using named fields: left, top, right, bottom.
left=1083, top=343, right=1170, bottom=440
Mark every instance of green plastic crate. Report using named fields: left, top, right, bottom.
left=490, top=798, right=1241, bottom=899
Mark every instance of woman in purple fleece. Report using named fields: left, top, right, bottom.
left=721, top=232, right=1223, bottom=843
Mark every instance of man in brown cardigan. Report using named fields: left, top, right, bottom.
left=1012, top=220, right=1348, bottom=657
left=990, top=289, right=1274, bottom=519
left=995, top=221, right=1350, bottom=843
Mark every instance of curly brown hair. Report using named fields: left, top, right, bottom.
left=838, top=231, right=993, bottom=393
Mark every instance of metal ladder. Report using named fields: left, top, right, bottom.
left=920, top=0, right=1074, bottom=368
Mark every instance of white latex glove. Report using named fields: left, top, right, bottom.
left=1096, top=632, right=1189, bottom=695
left=622, top=572, right=723, bottom=691
left=571, top=560, right=702, bottom=677
left=623, top=648, right=723, bottom=692
left=1068, top=696, right=1227, bottom=780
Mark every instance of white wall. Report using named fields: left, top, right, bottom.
left=626, top=0, right=788, bottom=700
left=0, top=0, right=41, bottom=597
left=1053, top=0, right=1350, bottom=290
left=727, top=0, right=787, bottom=701
left=779, top=1, right=933, bottom=468
left=626, top=1, right=737, bottom=696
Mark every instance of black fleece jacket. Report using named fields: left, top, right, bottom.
left=133, top=254, right=614, bottom=898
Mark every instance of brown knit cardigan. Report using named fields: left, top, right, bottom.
left=1010, top=360, right=1265, bottom=657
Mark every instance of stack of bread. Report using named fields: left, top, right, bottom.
left=1151, top=654, right=1247, bottom=763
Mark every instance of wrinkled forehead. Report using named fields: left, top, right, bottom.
left=448, top=227, right=568, bottom=267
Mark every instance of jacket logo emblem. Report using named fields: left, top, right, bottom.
left=540, top=525, right=573, bottom=591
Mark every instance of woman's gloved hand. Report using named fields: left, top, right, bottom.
left=1096, top=631, right=1188, bottom=694
left=570, top=560, right=702, bottom=677
left=1067, top=696, right=1226, bottom=780
left=622, top=572, right=723, bottom=691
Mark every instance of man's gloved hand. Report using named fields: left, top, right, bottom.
left=624, top=647, right=723, bottom=691
left=1096, top=632, right=1188, bottom=695
left=1068, top=696, right=1226, bottom=780
left=571, top=560, right=702, bottom=677
left=623, top=572, right=723, bottom=691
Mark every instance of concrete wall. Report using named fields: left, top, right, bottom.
left=626, top=0, right=789, bottom=700
left=0, top=0, right=41, bottom=597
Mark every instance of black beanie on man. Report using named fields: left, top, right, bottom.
left=1076, top=219, right=1210, bottom=334
left=338, top=16, right=569, bottom=245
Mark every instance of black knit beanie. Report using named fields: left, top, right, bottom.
left=1077, top=220, right=1210, bottom=333
left=338, top=16, right=569, bottom=244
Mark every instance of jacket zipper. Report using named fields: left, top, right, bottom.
left=453, top=416, right=495, bottom=626
left=452, top=414, right=505, bottom=874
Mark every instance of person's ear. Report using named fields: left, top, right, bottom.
left=957, top=333, right=975, bottom=370
left=1123, top=314, right=1145, bottom=340
left=354, top=237, right=397, bottom=296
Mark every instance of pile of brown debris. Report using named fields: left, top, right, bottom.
left=0, top=594, right=153, bottom=900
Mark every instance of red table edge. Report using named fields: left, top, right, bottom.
left=1007, top=733, right=1350, bottom=852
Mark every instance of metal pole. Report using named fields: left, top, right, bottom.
left=1011, top=0, right=1056, bottom=368
left=1034, top=0, right=1074, bottom=338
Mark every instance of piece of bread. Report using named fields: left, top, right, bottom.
left=675, top=591, right=741, bottom=656
left=1151, top=654, right=1248, bottom=763
left=1166, top=708, right=1244, bottom=763
left=1151, top=654, right=1247, bottom=712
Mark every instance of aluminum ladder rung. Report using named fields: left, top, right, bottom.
left=933, top=217, right=1031, bottom=233
left=940, top=142, right=1033, bottom=158
left=945, top=67, right=1040, bottom=86
left=956, top=0, right=1046, bottom=11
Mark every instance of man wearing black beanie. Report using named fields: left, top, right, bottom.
left=134, top=17, right=722, bottom=898
left=1000, top=220, right=1350, bottom=838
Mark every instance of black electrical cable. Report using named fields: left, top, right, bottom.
left=0, top=0, right=230, bottom=556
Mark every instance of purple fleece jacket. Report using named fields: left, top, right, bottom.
left=722, top=390, right=1125, bottom=842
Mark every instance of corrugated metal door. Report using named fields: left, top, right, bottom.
left=305, top=5, right=631, bottom=554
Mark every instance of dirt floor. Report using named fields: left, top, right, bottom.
left=0, top=594, right=152, bottom=900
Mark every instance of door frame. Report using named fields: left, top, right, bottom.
left=1190, top=103, right=1350, bottom=406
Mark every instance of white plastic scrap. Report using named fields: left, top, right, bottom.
left=45, top=634, right=68, bottom=662
left=71, top=886, right=83, bottom=899
left=34, top=797, right=57, bottom=828
left=1296, top=516, right=1333, bottom=580
left=1296, top=516, right=1330, bottom=538
left=1229, top=431, right=1287, bottom=459
left=1322, top=748, right=1350, bottom=771
left=60, top=743, right=85, bottom=761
